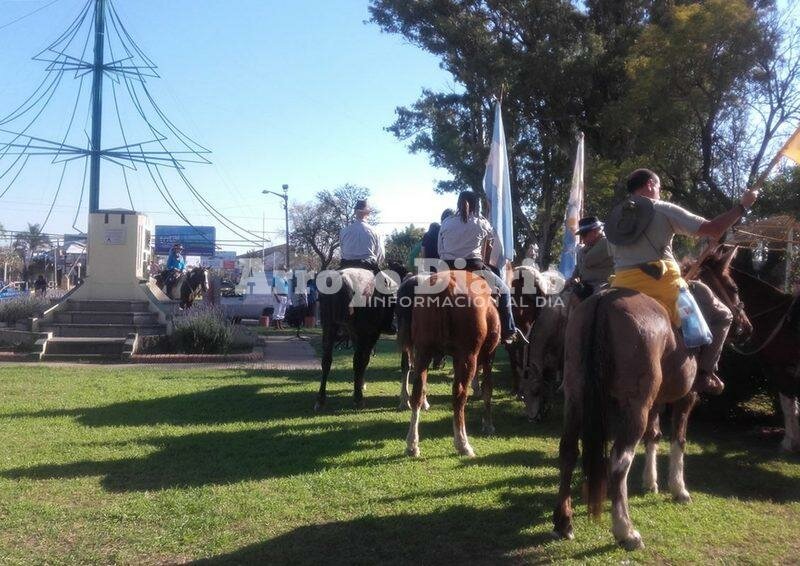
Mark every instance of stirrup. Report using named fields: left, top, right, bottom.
left=504, top=328, right=529, bottom=345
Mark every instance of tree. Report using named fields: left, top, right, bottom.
left=369, top=0, right=799, bottom=266
left=385, top=224, right=425, bottom=266
left=289, top=185, right=374, bottom=270
left=13, top=223, right=51, bottom=284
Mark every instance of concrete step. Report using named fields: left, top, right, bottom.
left=44, top=337, right=127, bottom=356
left=52, top=311, right=159, bottom=325
left=62, top=300, right=151, bottom=313
left=40, top=323, right=165, bottom=338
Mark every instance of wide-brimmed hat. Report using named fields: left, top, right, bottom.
left=605, top=195, right=655, bottom=246
left=354, top=199, right=373, bottom=213
left=575, top=216, right=604, bottom=235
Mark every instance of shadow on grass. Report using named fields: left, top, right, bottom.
left=190, top=497, right=565, bottom=565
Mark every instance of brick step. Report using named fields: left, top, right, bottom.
left=52, top=311, right=159, bottom=325
left=44, top=337, right=127, bottom=356
left=39, top=353, right=122, bottom=362
left=40, top=323, right=165, bottom=338
left=62, top=300, right=151, bottom=313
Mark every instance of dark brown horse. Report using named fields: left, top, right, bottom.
left=553, top=249, right=747, bottom=550
left=699, top=253, right=800, bottom=452
left=507, top=265, right=552, bottom=397
left=399, top=269, right=501, bottom=457
left=155, top=267, right=209, bottom=309
left=315, top=268, right=396, bottom=411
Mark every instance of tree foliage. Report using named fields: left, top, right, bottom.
left=289, top=184, right=375, bottom=270
left=370, top=0, right=800, bottom=265
left=385, top=224, right=425, bottom=265
left=12, top=223, right=51, bottom=283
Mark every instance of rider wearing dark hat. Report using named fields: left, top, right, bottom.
left=571, top=216, right=613, bottom=299
left=339, top=199, right=384, bottom=273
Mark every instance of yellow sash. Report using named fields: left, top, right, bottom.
left=611, top=260, right=686, bottom=326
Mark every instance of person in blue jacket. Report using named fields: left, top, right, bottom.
left=163, top=243, right=186, bottom=296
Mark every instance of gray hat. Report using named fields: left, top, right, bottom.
left=605, top=196, right=655, bottom=246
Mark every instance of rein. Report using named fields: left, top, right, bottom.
left=730, top=294, right=798, bottom=356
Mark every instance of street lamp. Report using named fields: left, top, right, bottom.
left=262, top=184, right=290, bottom=271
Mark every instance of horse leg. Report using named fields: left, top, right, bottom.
left=471, top=371, right=482, bottom=399
left=480, top=354, right=495, bottom=435
left=398, top=349, right=412, bottom=410
left=642, top=408, right=662, bottom=494
left=779, top=394, right=800, bottom=453
left=669, top=392, right=698, bottom=503
left=406, top=348, right=433, bottom=457
left=453, top=353, right=478, bottom=457
left=609, top=406, right=647, bottom=551
left=352, top=332, right=379, bottom=409
left=552, top=395, right=580, bottom=541
left=315, top=325, right=335, bottom=412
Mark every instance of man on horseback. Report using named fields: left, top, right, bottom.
left=571, top=216, right=614, bottom=299
left=338, top=198, right=395, bottom=334
left=340, top=199, right=384, bottom=273
left=163, top=242, right=185, bottom=298
left=607, top=168, right=759, bottom=395
left=438, top=190, right=524, bottom=345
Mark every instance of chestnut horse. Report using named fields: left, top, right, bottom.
left=553, top=249, right=748, bottom=550
left=398, top=269, right=501, bottom=457
left=698, top=253, right=800, bottom=452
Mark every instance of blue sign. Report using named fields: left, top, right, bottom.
left=154, top=225, right=216, bottom=256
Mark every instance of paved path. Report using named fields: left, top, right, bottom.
left=261, top=334, right=320, bottom=370
left=0, top=333, right=320, bottom=371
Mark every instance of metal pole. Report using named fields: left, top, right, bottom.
left=262, top=210, right=265, bottom=268
left=282, top=184, right=289, bottom=270
left=786, top=227, right=794, bottom=292
left=88, top=0, right=106, bottom=213
left=53, top=239, right=58, bottom=290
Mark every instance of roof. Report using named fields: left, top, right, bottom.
left=733, top=215, right=800, bottom=251
left=237, top=244, right=293, bottom=259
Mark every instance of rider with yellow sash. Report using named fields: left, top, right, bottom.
left=606, top=169, right=759, bottom=395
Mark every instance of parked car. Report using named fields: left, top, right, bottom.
left=0, top=283, right=25, bottom=302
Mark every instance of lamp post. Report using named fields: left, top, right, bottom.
left=262, top=184, right=290, bottom=270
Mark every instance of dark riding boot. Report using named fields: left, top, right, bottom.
left=498, top=293, right=522, bottom=344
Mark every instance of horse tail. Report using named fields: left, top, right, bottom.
left=582, top=294, right=610, bottom=519
left=396, top=276, right=416, bottom=352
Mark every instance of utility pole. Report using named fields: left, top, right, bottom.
left=88, top=0, right=106, bottom=213
left=262, top=184, right=290, bottom=269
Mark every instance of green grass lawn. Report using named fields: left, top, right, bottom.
left=0, top=339, right=798, bottom=564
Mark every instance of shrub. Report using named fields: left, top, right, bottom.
left=0, top=295, right=49, bottom=324
left=173, top=305, right=232, bottom=354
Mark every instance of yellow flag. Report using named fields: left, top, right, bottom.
left=781, top=126, right=800, bottom=163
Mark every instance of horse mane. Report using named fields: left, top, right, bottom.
left=514, top=265, right=550, bottom=295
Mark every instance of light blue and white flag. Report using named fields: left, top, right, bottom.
left=484, top=100, right=515, bottom=267
left=559, top=132, right=585, bottom=278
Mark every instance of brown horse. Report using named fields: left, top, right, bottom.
left=398, top=269, right=501, bottom=457
left=519, top=289, right=569, bottom=422
left=507, top=265, right=552, bottom=397
left=698, top=253, right=800, bottom=452
left=553, top=249, right=747, bottom=550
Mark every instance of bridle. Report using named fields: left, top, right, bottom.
left=695, top=264, right=752, bottom=339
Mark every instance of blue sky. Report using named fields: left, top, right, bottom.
left=0, top=0, right=457, bottom=249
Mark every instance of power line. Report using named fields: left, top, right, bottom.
left=0, top=0, right=62, bottom=32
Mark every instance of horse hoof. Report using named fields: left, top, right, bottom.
left=397, top=401, right=411, bottom=411
left=458, top=446, right=476, bottom=458
left=422, top=399, right=430, bottom=411
left=618, top=531, right=644, bottom=551
left=406, top=446, right=420, bottom=458
left=354, top=399, right=365, bottom=410
left=780, top=439, right=800, bottom=453
left=644, top=484, right=658, bottom=494
left=482, top=424, right=496, bottom=436
left=314, top=400, right=325, bottom=413
left=551, top=528, right=574, bottom=541
left=672, top=491, right=692, bottom=504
